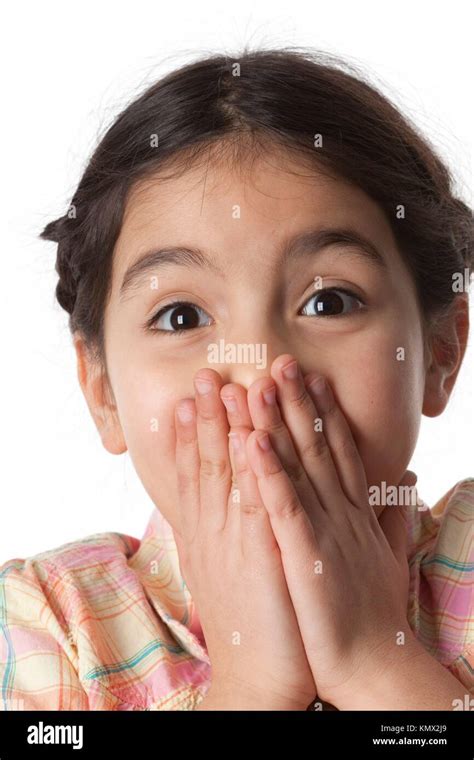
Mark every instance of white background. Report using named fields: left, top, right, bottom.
left=1, top=0, right=472, bottom=559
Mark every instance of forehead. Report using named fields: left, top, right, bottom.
left=121, top=148, right=377, bottom=225
left=112, top=147, right=396, bottom=285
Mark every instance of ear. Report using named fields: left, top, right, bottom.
left=73, top=333, right=127, bottom=455
left=422, top=293, right=469, bottom=417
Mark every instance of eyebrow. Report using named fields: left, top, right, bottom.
left=119, top=226, right=387, bottom=301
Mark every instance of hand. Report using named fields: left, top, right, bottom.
left=242, top=354, right=416, bottom=708
left=172, top=367, right=317, bottom=710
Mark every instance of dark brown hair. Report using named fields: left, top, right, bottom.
left=40, top=46, right=473, bottom=365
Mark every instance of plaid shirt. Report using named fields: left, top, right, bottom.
left=1, top=479, right=473, bottom=710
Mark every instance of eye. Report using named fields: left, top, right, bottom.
left=300, top=288, right=364, bottom=317
left=146, top=300, right=213, bottom=334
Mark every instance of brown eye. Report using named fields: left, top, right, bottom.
left=148, top=301, right=212, bottom=333
left=300, top=288, right=363, bottom=317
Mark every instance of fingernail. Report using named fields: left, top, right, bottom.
left=309, top=377, right=332, bottom=412
left=222, top=395, right=238, bottom=413
left=177, top=403, right=195, bottom=423
left=282, top=361, right=298, bottom=380
left=194, top=377, right=213, bottom=395
left=257, top=432, right=271, bottom=451
left=262, top=385, right=276, bottom=405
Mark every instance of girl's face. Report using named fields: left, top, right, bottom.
left=79, top=149, right=432, bottom=525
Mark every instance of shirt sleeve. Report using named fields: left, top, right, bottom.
left=0, top=559, right=117, bottom=710
left=418, top=478, right=474, bottom=695
left=447, top=650, right=474, bottom=696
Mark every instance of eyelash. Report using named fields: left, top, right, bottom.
left=144, top=300, right=210, bottom=337
left=145, top=288, right=366, bottom=336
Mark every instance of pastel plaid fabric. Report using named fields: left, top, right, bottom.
left=1, top=479, right=472, bottom=710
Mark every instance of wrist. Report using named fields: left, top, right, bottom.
left=196, top=679, right=312, bottom=711
left=333, top=632, right=465, bottom=710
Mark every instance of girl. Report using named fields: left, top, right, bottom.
left=1, top=47, right=472, bottom=711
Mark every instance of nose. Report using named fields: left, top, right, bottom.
left=203, top=332, right=311, bottom=391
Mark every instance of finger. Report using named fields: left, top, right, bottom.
left=378, top=470, right=415, bottom=563
left=220, top=382, right=254, bottom=430
left=304, top=373, right=369, bottom=509
left=246, top=428, right=324, bottom=534
left=246, top=429, right=325, bottom=638
left=400, top=469, right=418, bottom=489
left=269, top=355, right=342, bottom=509
left=219, top=382, right=254, bottom=486
left=378, top=504, right=409, bottom=565
left=172, top=525, right=190, bottom=585
left=174, top=397, right=200, bottom=541
left=227, top=428, right=280, bottom=561
left=246, top=375, right=318, bottom=512
left=193, top=369, right=232, bottom=533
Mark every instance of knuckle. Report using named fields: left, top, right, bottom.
left=322, top=397, right=336, bottom=417
left=265, top=418, right=289, bottom=437
left=197, top=404, right=218, bottom=423
left=176, top=469, right=190, bottom=491
left=233, top=455, right=251, bottom=478
left=200, top=456, right=231, bottom=481
left=335, top=435, right=358, bottom=461
left=284, top=459, right=307, bottom=485
left=277, top=493, right=302, bottom=520
left=233, top=458, right=248, bottom=476
left=240, top=499, right=264, bottom=517
left=178, top=429, right=198, bottom=449
left=176, top=463, right=196, bottom=493
left=261, top=450, right=286, bottom=478
left=290, top=387, right=312, bottom=413
left=302, top=434, right=331, bottom=464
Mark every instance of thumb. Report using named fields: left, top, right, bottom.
left=172, top=525, right=184, bottom=552
left=378, top=470, right=417, bottom=561
left=172, top=527, right=189, bottom=580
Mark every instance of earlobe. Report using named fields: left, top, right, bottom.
left=73, top=333, right=127, bottom=455
left=98, top=415, right=128, bottom=455
left=422, top=363, right=450, bottom=417
left=421, top=294, right=469, bottom=418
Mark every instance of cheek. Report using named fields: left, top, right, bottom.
left=332, top=339, right=425, bottom=490
left=113, top=375, right=186, bottom=528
